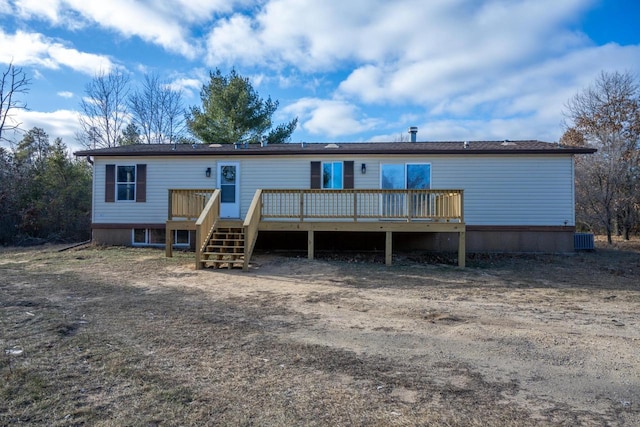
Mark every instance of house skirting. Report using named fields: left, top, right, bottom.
left=92, top=223, right=575, bottom=253
left=92, top=223, right=168, bottom=246
left=394, top=226, right=575, bottom=253
left=255, top=226, right=575, bottom=253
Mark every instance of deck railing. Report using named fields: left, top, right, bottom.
left=168, top=189, right=213, bottom=220
left=242, top=189, right=263, bottom=271
left=260, top=189, right=463, bottom=222
left=195, top=190, right=220, bottom=269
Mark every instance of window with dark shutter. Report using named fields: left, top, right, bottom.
left=310, top=161, right=321, bottom=189
left=136, top=164, right=147, bottom=202
left=105, top=164, right=115, bottom=202
left=344, top=161, right=354, bottom=189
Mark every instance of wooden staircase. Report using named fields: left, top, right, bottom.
left=200, top=225, right=246, bottom=269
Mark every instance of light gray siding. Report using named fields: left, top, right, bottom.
left=94, top=156, right=219, bottom=224
left=92, top=153, right=575, bottom=226
left=429, top=155, right=575, bottom=226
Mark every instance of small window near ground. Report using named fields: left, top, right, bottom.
left=133, top=228, right=147, bottom=244
left=322, top=161, right=343, bottom=189
left=175, top=230, right=190, bottom=245
left=149, top=229, right=166, bottom=245
left=132, top=229, right=190, bottom=247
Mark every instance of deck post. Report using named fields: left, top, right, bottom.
left=299, top=190, right=304, bottom=222
left=353, top=190, right=357, bottom=221
left=166, top=225, right=173, bottom=257
left=458, top=230, right=466, bottom=267
left=385, top=231, right=393, bottom=266
left=308, top=230, right=314, bottom=260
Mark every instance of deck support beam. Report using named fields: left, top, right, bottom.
left=165, top=220, right=197, bottom=258
left=385, top=231, right=393, bottom=266
left=308, top=230, right=314, bottom=260
left=166, top=229, right=174, bottom=257
left=458, top=231, right=466, bottom=267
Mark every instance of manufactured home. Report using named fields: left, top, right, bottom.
left=75, top=139, right=594, bottom=270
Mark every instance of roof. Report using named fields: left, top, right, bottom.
left=74, top=140, right=596, bottom=157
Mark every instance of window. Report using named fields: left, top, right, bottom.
left=311, top=161, right=354, bottom=189
left=105, top=164, right=146, bottom=203
left=117, top=166, right=136, bottom=201
left=380, top=163, right=431, bottom=217
left=174, top=230, right=190, bottom=245
left=322, top=162, right=343, bottom=189
left=133, top=229, right=190, bottom=247
left=381, top=163, right=431, bottom=189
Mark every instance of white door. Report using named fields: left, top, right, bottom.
left=218, top=162, right=240, bottom=218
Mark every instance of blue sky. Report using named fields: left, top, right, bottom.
left=1, top=0, right=639, bottom=150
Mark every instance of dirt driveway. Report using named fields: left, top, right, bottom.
left=1, top=241, right=639, bottom=426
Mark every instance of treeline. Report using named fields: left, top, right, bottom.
left=562, top=71, right=640, bottom=243
left=0, top=128, right=92, bottom=245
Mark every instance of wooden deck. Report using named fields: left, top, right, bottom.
left=166, top=189, right=466, bottom=270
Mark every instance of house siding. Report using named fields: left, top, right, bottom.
left=91, top=153, right=575, bottom=227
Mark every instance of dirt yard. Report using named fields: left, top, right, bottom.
left=1, top=239, right=639, bottom=426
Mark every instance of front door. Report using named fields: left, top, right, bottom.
left=218, top=162, right=240, bottom=218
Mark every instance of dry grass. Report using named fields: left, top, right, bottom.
left=1, top=239, right=639, bottom=426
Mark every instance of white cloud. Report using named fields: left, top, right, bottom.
left=285, top=98, right=380, bottom=137
left=0, top=0, right=12, bottom=13
left=57, top=91, right=74, bottom=98
left=204, top=0, right=593, bottom=70
left=203, top=0, right=640, bottom=145
left=9, top=0, right=248, bottom=59
left=11, top=109, right=83, bottom=148
left=0, top=30, right=116, bottom=75
left=166, top=77, right=202, bottom=97
left=14, top=0, right=62, bottom=22
left=64, top=0, right=197, bottom=58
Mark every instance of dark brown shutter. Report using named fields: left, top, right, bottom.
left=105, top=164, right=115, bottom=202
left=310, top=161, right=321, bottom=189
left=343, top=161, right=354, bottom=189
left=136, top=164, right=147, bottom=202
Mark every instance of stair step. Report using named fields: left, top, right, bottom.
left=203, top=250, right=244, bottom=255
left=200, top=223, right=247, bottom=269
left=205, top=250, right=244, bottom=256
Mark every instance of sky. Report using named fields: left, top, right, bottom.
left=1, top=0, right=639, bottom=151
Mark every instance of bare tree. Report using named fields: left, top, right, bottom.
left=78, top=71, right=130, bottom=148
left=394, top=132, right=409, bottom=142
left=562, top=71, right=640, bottom=243
left=129, top=73, right=185, bottom=144
left=0, top=61, right=31, bottom=142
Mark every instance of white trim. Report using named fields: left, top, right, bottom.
left=116, top=164, right=137, bottom=202
left=321, top=161, right=344, bottom=189
left=218, top=161, right=240, bottom=218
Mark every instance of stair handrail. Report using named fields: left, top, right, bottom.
left=242, top=189, right=263, bottom=271
left=195, top=189, right=221, bottom=270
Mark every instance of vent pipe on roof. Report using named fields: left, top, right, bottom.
left=408, top=126, right=418, bottom=143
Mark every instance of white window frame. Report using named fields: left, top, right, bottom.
left=322, top=161, right=344, bottom=189
left=380, top=163, right=432, bottom=189
left=132, top=229, right=190, bottom=247
left=379, top=163, right=432, bottom=218
left=116, top=165, right=137, bottom=202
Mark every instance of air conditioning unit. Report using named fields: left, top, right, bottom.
left=574, top=233, right=595, bottom=251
